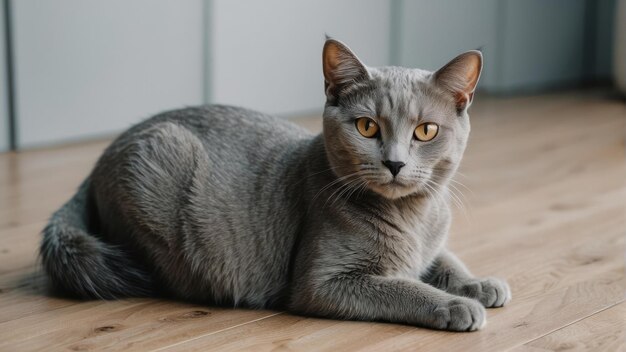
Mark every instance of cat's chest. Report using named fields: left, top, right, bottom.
left=375, top=204, right=450, bottom=278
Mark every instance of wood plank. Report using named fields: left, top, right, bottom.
left=161, top=273, right=624, bottom=352
left=1, top=178, right=621, bottom=350
left=0, top=300, right=279, bottom=352
left=150, top=225, right=626, bottom=351
left=515, top=303, right=626, bottom=352
left=0, top=221, right=45, bottom=275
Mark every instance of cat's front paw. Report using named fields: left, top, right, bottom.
left=457, top=277, right=511, bottom=308
left=432, top=297, right=486, bottom=332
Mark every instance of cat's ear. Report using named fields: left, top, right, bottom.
left=433, top=50, right=483, bottom=111
left=323, top=39, right=369, bottom=99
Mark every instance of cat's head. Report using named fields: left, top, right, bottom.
left=322, top=39, right=481, bottom=200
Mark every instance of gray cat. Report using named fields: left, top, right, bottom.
left=41, top=39, right=510, bottom=331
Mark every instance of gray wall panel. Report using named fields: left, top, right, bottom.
left=13, top=0, right=205, bottom=149
left=591, top=0, right=617, bottom=79
left=210, top=0, right=391, bottom=116
left=0, top=1, right=8, bottom=152
left=397, top=0, right=499, bottom=90
left=498, top=0, right=587, bottom=91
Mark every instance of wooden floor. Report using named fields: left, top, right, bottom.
left=0, top=91, right=624, bottom=351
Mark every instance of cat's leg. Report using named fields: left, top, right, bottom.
left=422, top=249, right=511, bottom=308
left=291, top=275, right=486, bottom=331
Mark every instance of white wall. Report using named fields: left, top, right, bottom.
left=12, top=0, right=205, bottom=148
left=210, top=0, right=391, bottom=116
left=0, top=2, right=9, bottom=152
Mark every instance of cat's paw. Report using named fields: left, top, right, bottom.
left=458, top=277, right=511, bottom=308
left=432, top=297, right=486, bottom=332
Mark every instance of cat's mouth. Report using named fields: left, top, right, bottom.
left=382, top=178, right=412, bottom=188
left=387, top=179, right=407, bottom=186
left=368, top=179, right=418, bottom=199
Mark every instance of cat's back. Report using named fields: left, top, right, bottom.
left=95, top=103, right=315, bottom=222
left=127, top=104, right=311, bottom=156
left=90, top=105, right=315, bottom=305
left=99, top=104, right=312, bottom=186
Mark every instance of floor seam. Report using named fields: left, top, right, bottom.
left=150, top=311, right=285, bottom=352
left=504, top=299, right=625, bottom=351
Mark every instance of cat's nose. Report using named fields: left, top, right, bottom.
left=382, top=160, right=406, bottom=177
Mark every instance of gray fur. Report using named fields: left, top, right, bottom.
left=40, top=39, right=510, bottom=331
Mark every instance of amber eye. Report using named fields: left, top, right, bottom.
left=415, top=123, right=439, bottom=141
left=355, top=117, right=380, bottom=138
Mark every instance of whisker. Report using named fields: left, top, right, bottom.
left=422, top=180, right=445, bottom=208
left=311, top=171, right=360, bottom=204
left=449, top=178, right=474, bottom=195
left=428, top=179, right=471, bottom=223
left=344, top=179, right=369, bottom=204
left=325, top=176, right=363, bottom=208
left=294, top=162, right=376, bottom=186
left=448, top=182, right=470, bottom=206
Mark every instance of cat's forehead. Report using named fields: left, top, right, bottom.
left=370, top=66, right=431, bottom=88
left=333, top=66, right=455, bottom=125
left=359, top=67, right=451, bottom=122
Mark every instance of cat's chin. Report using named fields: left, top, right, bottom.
left=368, top=181, right=420, bottom=200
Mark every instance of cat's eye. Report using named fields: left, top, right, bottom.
left=355, top=117, right=380, bottom=138
left=414, top=123, right=439, bottom=141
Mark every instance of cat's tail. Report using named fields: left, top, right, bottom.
left=40, top=179, right=152, bottom=299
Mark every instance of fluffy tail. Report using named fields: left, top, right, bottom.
left=40, top=179, right=152, bottom=299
